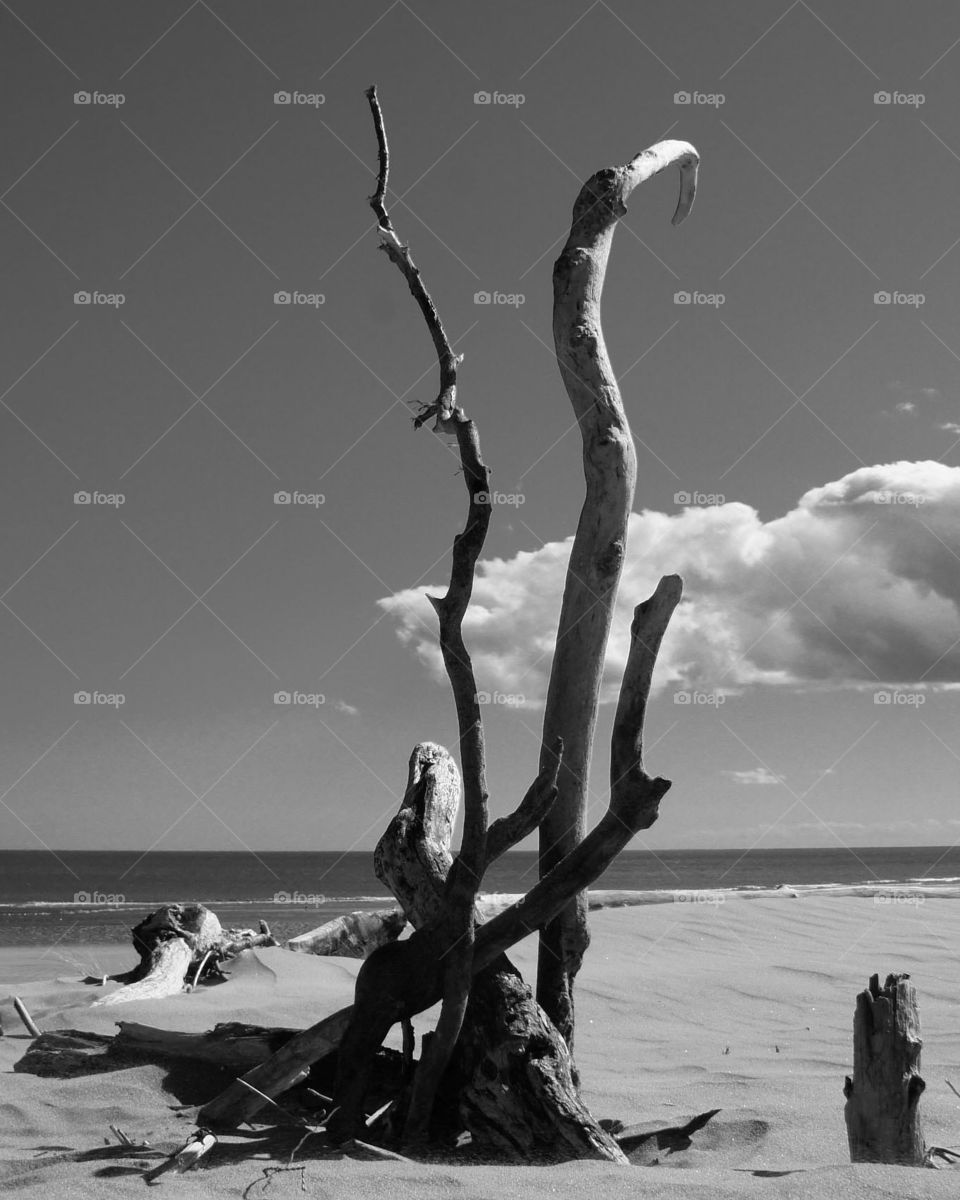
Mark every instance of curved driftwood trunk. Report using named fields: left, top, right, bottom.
left=287, top=909, right=407, bottom=958
left=365, top=742, right=624, bottom=1161
left=844, top=972, right=926, bottom=1165
left=538, top=142, right=698, bottom=1049
left=94, top=904, right=277, bottom=1006
left=94, top=904, right=222, bottom=1006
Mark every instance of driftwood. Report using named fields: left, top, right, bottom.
left=287, top=909, right=407, bottom=958
left=364, top=84, right=493, bottom=1147
left=844, top=972, right=926, bottom=1165
left=538, top=138, right=699, bottom=1048
left=200, top=577, right=680, bottom=1137
left=14, top=1022, right=301, bottom=1077
left=198, top=89, right=689, bottom=1155
left=94, top=904, right=278, bottom=1006
left=366, top=741, right=622, bottom=1160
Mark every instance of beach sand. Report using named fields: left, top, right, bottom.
left=2, top=894, right=960, bottom=1197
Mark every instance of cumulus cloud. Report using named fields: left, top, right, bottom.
left=378, top=461, right=960, bottom=707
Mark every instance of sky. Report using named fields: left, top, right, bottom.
left=1, top=0, right=960, bottom=861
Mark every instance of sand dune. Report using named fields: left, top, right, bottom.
left=2, top=896, right=960, bottom=1197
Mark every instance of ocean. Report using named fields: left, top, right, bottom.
left=1, top=846, right=959, bottom=947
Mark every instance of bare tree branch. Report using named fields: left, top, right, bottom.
left=364, top=83, right=491, bottom=1149
left=199, top=576, right=681, bottom=1134
left=537, top=140, right=698, bottom=1046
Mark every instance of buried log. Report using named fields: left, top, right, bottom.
left=94, top=904, right=278, bottom=1006
left=843, top=972, right=926, bottom=1166
left=287, top=909, right=407, bottom=958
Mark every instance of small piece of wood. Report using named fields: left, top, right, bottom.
left=844, top=972, right=926, bottom=1166
left=287, top=909, right=406, bottom=958
left=13, top=996, right=41, bottom=1037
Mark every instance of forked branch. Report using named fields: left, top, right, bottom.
left=364, top=83, right=491, bottom=1148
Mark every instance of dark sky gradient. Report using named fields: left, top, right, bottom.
left=1, top=2, right=960, bottom=856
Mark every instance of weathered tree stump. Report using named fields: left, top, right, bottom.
left=359, top=742, right=625, bottom=1162
left=94, top=904, right=277, bottom=1005
left=844, top=972, right=926, bottom=1165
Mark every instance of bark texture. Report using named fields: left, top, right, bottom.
left=287, top=909, right=407, bottom=958
left=539, top=140, right=698, bottom=1048
left=369, top=742, right=623, bottom=1161
left=93, top=905, right=277, bottom=1006
left=844, top=972, right=926, bottom=1165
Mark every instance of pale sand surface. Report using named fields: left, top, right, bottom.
left=2, top=895, right=960, bottom=1197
